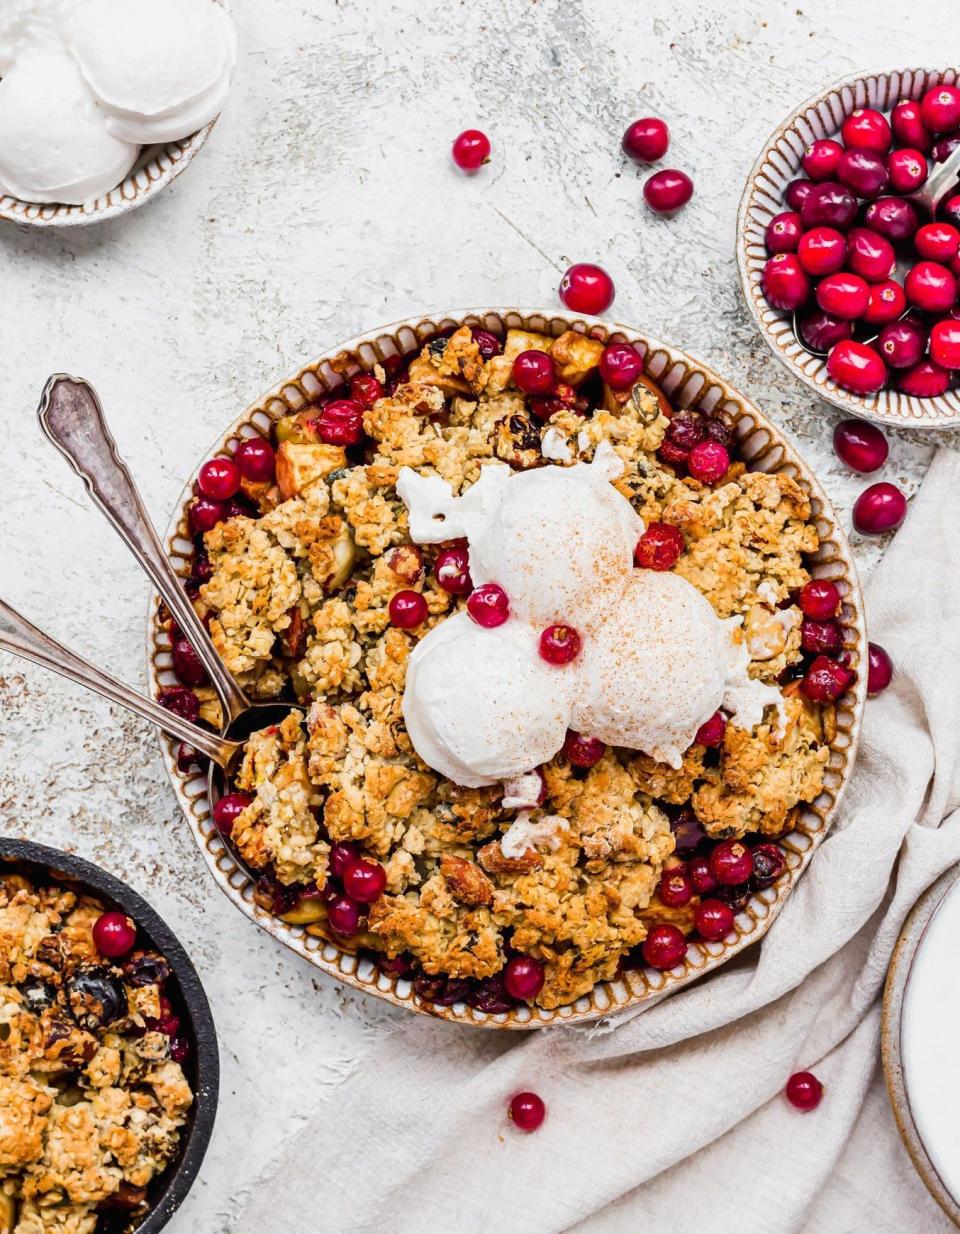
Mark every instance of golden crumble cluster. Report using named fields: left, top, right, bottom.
left=0, top=874, right=193, bottom=1234
left=180, top=324, right=836, bottom=1011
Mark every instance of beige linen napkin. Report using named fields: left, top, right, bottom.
left=237, top=448, right=960, bottom=1234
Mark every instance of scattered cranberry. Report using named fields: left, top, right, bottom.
left=826, top=339, right=887, bottom=395
left=198, top=457, right=241, bottom=501
left=467, top=583, right=510, bottom=628
left=509, top=1091, right=546, bottom=1132
left=751, top=843, right=786, bottom=889
left=801, top=618, right=841, bottom=655
left=897, top=358, right=951, bottom=398
left=634, top=522, right=684, bottom=570
left=800, top=181, right=857, bottom=230
left=471, top=327, right=503, bottom=359
left=329, top=841, right=362, bottom=879
left=188, top=497, right=226, bottom=535
left=765, top=210, right=803, bottom=254
left=887, top=147, right=929, bottom=194
left=797, top=226, right=846, bottom=276
left=802, top=138, right=843, bottom=181
left=563, top=730, right=606, bottom=768
left=798, top=309, right=851, bottom=353
left=878, top=318, right=927, bottom=369
left=326, top=894, right=361, bottom=937
left=539, top=623, right=581, bottom=666
left=688, top=440, right=730, bottom=484
left=622, top=116, right=669, bottom=162
left=213, top=792, right=251, bottom=836
left=659, top=866, right=693, bottom=907
left=837, top=148, right=889, bottom=198
left=349, top=373, right=385, bottom=408
left=643, top=168, right=694, bottom=214
left=863, top=280, right=906, bottom=325
left=642, top=923, right=688, bottom=970
left=92, top=911, right=137, bottom=958
left=930, top=319, right=960, bottom=368
left=234, top=437, right=275, bottom=482
left=863, top=196, right=919, bottom=242
left=853, top=482, right=907, bottom=534
left=504, top=955, right=545, bottom=1001
left=452, top=129, right=490, bottom=171
left=695, top=710, right=727, bottom=747
left=786, top=1070, right=823, bottom=1111
left=891, top=99, right=933, bottom=151
left=799, top=579, right=841, bottom=619
left=599, top=342, right=643, bottom=390
left=868, top=642, right=893, bottom=696
left=816, top=271, right=870, bottom=319
left=846, top=229, right=894, bottom=282
left=513, top=349, right=556, bottom=394
left=389, top=590, right=429, bottom=629
left=316, top=399, right=364, bottom=446
left=342, top=858, right=387, bottom=904
left=709, top=840, right=753, bottom=886
left=905, top=260, right=957, bottom=312
left=695, top=899, right=735, bottom=941
left=921, top=84, right=960, bottom=134
left=785, top=179, right=814, bottom=211
left=158, top=687, right=200, bottom=723
left=841, top=107, right=891, bottom=153
left=833, top=419, right=888, bottom=473
left=434, top=545, right=473, bottom=594
left=558, top=263, right=615, bottom=314
left=802, top=655, right=852, bottom=702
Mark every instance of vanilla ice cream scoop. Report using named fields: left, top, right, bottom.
left=0, top=51, right=137, bottom=204
left=0, top=0, right=73, bottom=74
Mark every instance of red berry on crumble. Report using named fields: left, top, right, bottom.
left=634, top=522, right=684, bottom=570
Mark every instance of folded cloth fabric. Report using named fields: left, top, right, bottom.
left=237, top=448, right=960, bottom=1234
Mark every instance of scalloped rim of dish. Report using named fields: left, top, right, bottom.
left=147, top=307, right=868, bottom=1029
left=736, top=65, right=960, bottom=429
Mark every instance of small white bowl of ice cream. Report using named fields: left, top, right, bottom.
left=0, top=0, right=235, bottom=225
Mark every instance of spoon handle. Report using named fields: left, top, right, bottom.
left=37, top=374, right=249, bottom=727
left=0, top=596, right=238, bottom=767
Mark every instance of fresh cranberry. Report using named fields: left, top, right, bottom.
left=832, top=419, right=888, bottom=473
left=467, top=583, right=510, bottom=628
left=921, top=84, right=960, bottom=133
left=853, top=482, right=907, bottom=534
left=634, top=521, right=684, bottom=570
left=558, top=263, right=615, bottom=314
left=786, top=1070, right=823, bottom=1111
left=643, top=168, right=694, bottom=214
left=539, top=623, right=581, bottom=665
left=92, top=911, right=137, bottom=958
left=799, top=579, right=841, bottom=619
left=816, top=271, right=870, bottom=319
left=563, top=730, right=606, bottom=767
left=751, top=843, right=786, bottom=889
left=452, top=129, right=490, bottom=171
left=863, top=280, right=906, bottom=325
left=342, top=858, right=387, bottom=904
left=695, top=899, right=735, bottom=941
left=826, top=339, right=887, bottom=394
left=765, top=210, right=803, bottom=254
left=389, top=590, right=429, bottom=629
left=802, top=138, right=843, bottom=181
left=841, top=107, right=891, bottom=153
left=326, top=894, right=361, bottom=936
left=897, top=358, right=951, bottom=397
left=930, top=318, right=960, bottom=369
left=864, top=196, right=919, bottom=242
left=671, top=811, right=707, bottom=856
left=316, top=399, right=364, bottom=446
left=513, top=349, right=556, bottom=394
left=878, top=318, right=927, bottom=369
left=887, top=147, right=928, bottom=194
left=504, top=955, right=545, bottom=1001
left=785, top=179, right=814, bottom=211
left=471, top=327, right=503, bottom=359
left=234, top=437, right=275, bottom=482
left=801, top=618, right=841, bottom=655
left=689, top=855, right=718, bottom=896
left=158, top=687, right=200, bottom=723
left=188, top=497, right=226, bottom=535
left=845, top=230, right=894, bottom=282
left=837, top=149, right=889, bottom=198
left=212, top=792, right=251, bottom=836
left=642, top=924, right=688, bottom=970
left=695, top=710, right=727, bottom=747
left=328, top=843, right=360, bottom=880
left=599, top=342, right=643, bottom=390
left=761, top=253, right=810, bottom=311
left=434, top=546, right=472, bottom=594
left=509, top=1092, right=546, bottom=1132
left=798, top=309, right=851, bottom=352
left=797, top=227, right=846, bottom=276
left=892, top=99, right=933, bottom=151
left=916, top=223, right=960, bottom=263
left=868, top=642, right=893, bottom=696
left=171, top=639, right=208, bottom=687
left=709, top=840, right=754, bottom=886
left=198, top=457, right=241, bottom=501
left=688, top=440, right=729, bottom=484
left=659, top=866, right=693, bottom=907
left=349, top=373, right=385, bottom=408
left=941, top=194, right=960, bottom=229
left=802, top=656, right=852, bottom=702
left=800, top=181, right=857, bottom=231
left=933, top=135, right=960, bottom=164
left=622, top=116, right=669, bottom=162
left=906, top=260, right=957, bottom=312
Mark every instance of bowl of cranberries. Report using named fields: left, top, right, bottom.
left=738, top=66, right=960, bottom=426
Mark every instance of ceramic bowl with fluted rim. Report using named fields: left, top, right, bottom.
left=737, top=66, right=960, bottom=429
left=147, top=308, right=868, bottom=1029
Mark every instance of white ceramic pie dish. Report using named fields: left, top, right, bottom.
left=147, top=307, right=868, bottom=1029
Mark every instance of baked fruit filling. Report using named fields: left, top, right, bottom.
left=163, top=323, right=851, bottom=1011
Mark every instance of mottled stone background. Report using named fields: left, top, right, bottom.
left=0, top=1, right=954, bottom=1229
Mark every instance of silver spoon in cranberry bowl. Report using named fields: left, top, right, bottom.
left=792, top=141, right=960, bottom=358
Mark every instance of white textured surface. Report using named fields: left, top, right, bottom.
left=0, top=1, right=954, bottom=1230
